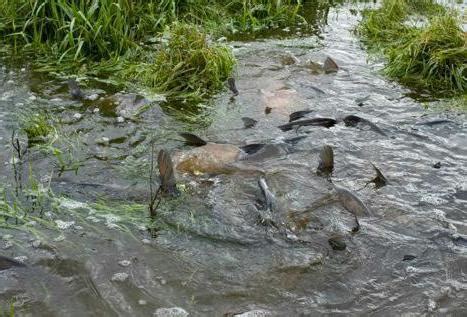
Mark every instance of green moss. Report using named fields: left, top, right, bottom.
left=358, top=0, right=466, bottom=96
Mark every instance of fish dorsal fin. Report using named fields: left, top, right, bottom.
left=369, top=162, right=388, bottom=188
left=323, top=57, right=339, bottom=74
left=317, top=144, right=334, bottom=178
left=241, top=117, right=257, bottom=129
left=258, top=177, right=276, bottom=212
left=179, top=133, right=207, bottom=146
left=157, top=149, right=178, bottom=196
left=289, top=110, right=313, bottom=122
left=240, top=143, right=266, bottom=155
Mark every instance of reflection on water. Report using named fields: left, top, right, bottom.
left=1, top=1, right=466, bottom=316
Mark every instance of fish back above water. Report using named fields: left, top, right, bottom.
left=173, top=143, right=243, bottom=174
left=278, top=118, right=337, bottom=131
left=317, top=145, right=334, bottom=178
left=289, top=110, right=313, bottom=122
left=369, top=163, right=388, bottom=189
left=258, top=177, right=276, bottom=212
left=334, top=185, right=373, bottom=217
left=323, top=57, right=339, bottom=74
left=343, top=115, right=387, bottom=136
left=179, top=133, right=208, bottom=146
left=227, top=77, right=239, bottom=96
left=158, top=149, right=179, bottom=196
left=0, top=255, right=26, bottom=271
left=242, top=117, right=258, bottom=129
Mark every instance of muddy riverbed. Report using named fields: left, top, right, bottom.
left=1, top=2, right=466, bottom=316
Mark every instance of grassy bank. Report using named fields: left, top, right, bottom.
left=0, top=0, right=307, bottom=104
left=358, top=0, right=466, bottom=100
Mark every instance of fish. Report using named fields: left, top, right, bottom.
left=343, top=115, right=387, bottom=136
left=67, top=79, right=85, bottom=100
left=278, top=118, right=337, bottom=132
left=334, top=185, right=373, bottom=218
left=415, top=119, right=455, bottom=126
left=241, top=117, right=258, bottom=129
left=289, top=110, right=313, bottom=122
left=265, top=107, right=272, bottom=114
left=258, top=177, right=276, bottom=212
left=328, top=236, right=346, bottom=250
left=227, top=77, right=239, bottom=96
left=368, top=163, right=388, bottom=188
left=256, top=178, right=278, bottom=228
left=158, top=149, right=179, bottom=196
left=0, top=255, right=26, bottom=271
left=316, top=145, right=334, bottom=178
left=323, top=57, right=339, bottom=74
left=179, top=133, right=207, bottom=146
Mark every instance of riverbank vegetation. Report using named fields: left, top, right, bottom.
left=358, top=0, right=466, bottom=100
left=0, top=0, right=306, bottom=104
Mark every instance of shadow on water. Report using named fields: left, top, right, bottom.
left=1, top=1, right=466, bottom=316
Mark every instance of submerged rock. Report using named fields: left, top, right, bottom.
left=153, top=307, right=189, bottom=317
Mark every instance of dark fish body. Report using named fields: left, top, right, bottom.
left=265, top=107, right=272, bottom=114
left=289, top=110, right=313, bottom=122
left=227, top=77, right=239, bottom=96
left=158, top=149, right=179, bottom=196
left=328, top=236, right=346, bottom=250
left=416, top=119, right=455, bottom=126
left=0, top=255, right=26, bottom=271
left=323, top=57, right=339, bottom=74
left=258, top=177, right=276, bottom=212
left=241, top=117, right=257, bottom=129
left=67, top=79, right=85, bottom=100
left=317, top=145, right=334, bottom=177
left=334, top=185, right=372, bottom=217
left=179, top=133, right=207, bottom=146
left=279, top=118, right=337, bottom=131
left=343, top=115, right=386, bottom=136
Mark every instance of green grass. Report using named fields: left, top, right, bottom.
left=358, top=0, right=466, bottom=97
left=19, top=111, right=53, bottom=143
left=122, top=23, right=235, bottom=103
left=0, top=0, right=310, bottom=108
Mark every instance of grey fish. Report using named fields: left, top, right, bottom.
left=179, top=133, right=208, bottom=146
left=368, top=163, right=388, bottom=188
left=343, top=115, right=387, bottom=136
left=278, top=118, right=337, bottom=132
left=258, top=177, right=276, bottom=212
left=289, top=110, right=313, bottom=122
left=0, top=255, right=26, bottom=271
left=316, top=145, right=334, bottom=178
left=334, top=185, right=373, bottom=218
left=265, top=107, right=272, bottom=114
left=227, top=77, right=239, bottom=96
left=158, top=149, right=179, bottom=196
left=67, top=79, right=85, bottom=100
left=323, top=57, right=339, bottom=74
left=242, top=117, right=258, bottom=129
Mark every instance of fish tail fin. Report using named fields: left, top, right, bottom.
left=179, top=133, right=207, bottom=146
left=258, top=177, right=276, bottom=211
left=158, top=149, right=179, bottom=197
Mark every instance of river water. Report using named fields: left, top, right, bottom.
left=0, top=2, right=466, bottom=316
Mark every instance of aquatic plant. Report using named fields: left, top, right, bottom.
left=18, top=111, right=53, bottom=143
left=121, top=23, right=235, bottom=103
left=358, top=0, right=466, bottom=96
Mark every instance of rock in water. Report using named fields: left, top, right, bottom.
left=153, top=307, right=189, bottom=317
left=317, top=145, right=334, bottom=177
left=67, top=79, right=85, bottom=100
left=323, top=57, right=339, bottom=74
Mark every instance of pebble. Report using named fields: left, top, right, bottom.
left=32, top=240, right=41, bottom=248
left=93, top=108, right=100, bottom=113
left=111, top=272, right=129, bottom=282
left=235, top=310, right=272, bottom=317
left=153, top=307, right=189, bottom=317
left=117, top=116, right=125, bottom=123
left=73, top=113, right=82, bottom=120
left=138, top=300, right=147, bottom=305
left=118, top=260, right=132, bottom=267
left=14, top=256, right=28, bottom=263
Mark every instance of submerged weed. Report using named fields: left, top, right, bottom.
left=18, top=112, right=53, bottom=143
